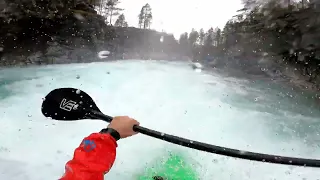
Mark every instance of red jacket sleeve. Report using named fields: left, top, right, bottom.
left=59, top=133, right=117, bottom=180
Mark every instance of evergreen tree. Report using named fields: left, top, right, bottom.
left=138, top=3, right=153, bottom=29
left=105, top=0, right=123, bottom=25
left=198, top=28, right=205, bottom=45
left=115, top=13, right=128, bottom=27
left=204, top=28, right=214, bottom=47
left=215, top=28, right=222, bottom=47
left=188, top=28, right=199, bottom=45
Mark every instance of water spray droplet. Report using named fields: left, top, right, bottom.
left=239, top=150, right=247, bottom=155
left=73, top=104, right=79, bottom=110
left=73, top=13, right=85, bottom=21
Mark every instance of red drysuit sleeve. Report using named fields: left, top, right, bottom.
left=59, top=133, right=117, bottom=180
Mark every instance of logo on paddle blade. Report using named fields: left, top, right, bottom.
left=60, top=98, right=78, bottom=111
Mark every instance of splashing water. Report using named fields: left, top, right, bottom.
left=0, top=60, right=319, bottom=180
left=98, top=51, right=110, bottom=59
left=160, top=36, right=164, bottom=42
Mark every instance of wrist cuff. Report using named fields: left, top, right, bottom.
left=100, top=128, right=121, bottom=141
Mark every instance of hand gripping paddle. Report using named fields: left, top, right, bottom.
left=41, top=87, right=320, bottom=168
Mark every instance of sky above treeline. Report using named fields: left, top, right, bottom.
left=118, top=0, right=243, bottom=38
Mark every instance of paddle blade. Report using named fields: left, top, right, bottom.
left=41, top=88, right=101, bottom=121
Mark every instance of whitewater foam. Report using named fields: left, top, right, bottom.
left=0, top=60, right=319, bottom=180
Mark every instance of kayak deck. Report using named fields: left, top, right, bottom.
left=138, top=152, right=198, bottom=180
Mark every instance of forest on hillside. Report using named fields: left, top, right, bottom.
left=178, top=0, right=320, bottom=87
left=0, top=0, right=183, bottom=65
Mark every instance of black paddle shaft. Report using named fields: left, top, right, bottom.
left=41, top=88, right=320, bottom=168
left=92, top=111, right=320, bottom=168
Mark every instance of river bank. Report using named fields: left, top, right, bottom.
left=199, top=57, right=320, bottom=103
